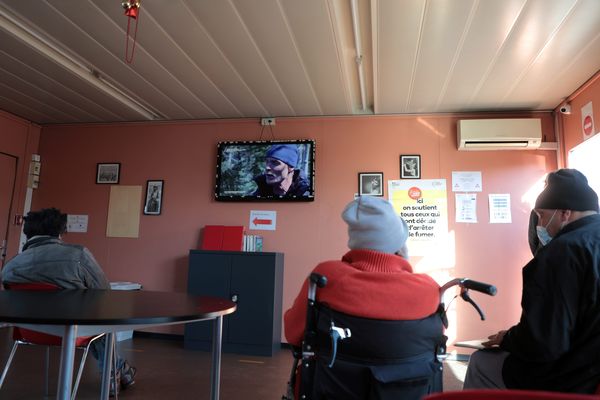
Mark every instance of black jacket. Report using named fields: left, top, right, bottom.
left=501, top=214, right=600, bottom=393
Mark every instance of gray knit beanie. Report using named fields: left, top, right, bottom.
left=342, top=196, right=409, bottom=257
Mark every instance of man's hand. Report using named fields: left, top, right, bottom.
left=482, top=330, right=507, bottom=348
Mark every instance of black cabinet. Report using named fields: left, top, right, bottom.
left=184, top=250, right=284, bottom=356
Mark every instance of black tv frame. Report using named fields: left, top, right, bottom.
left=214, top=139, right=315, bottom=202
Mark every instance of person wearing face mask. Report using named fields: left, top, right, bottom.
left=463, top=168, right=600, bottom=393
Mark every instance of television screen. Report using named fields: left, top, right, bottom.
left=215, top=140, right=315, bottom=201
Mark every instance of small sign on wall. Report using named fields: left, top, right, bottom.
left=249, top=210, right=276, bottom=231
left=67, top=215, right=88, bottom=233
left=582, top=101, right=595, bottom=140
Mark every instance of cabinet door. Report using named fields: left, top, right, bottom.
left=186, top=252, right=232, bottom=342
left=227, top=254, right=275, bottom=346
left=187, top=252, right=231, bottom=296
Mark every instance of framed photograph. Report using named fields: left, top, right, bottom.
left=143, top=180, right=164, bottom=215
left=358, top=172, right=384, bottom=196
left=96, top=163, right=120, bottom=184
left=400, top=155, right=421, bottom=179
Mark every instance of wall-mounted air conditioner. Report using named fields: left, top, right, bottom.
left=457, top=118, right=542, bottom=150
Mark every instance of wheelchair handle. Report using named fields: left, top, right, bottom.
left=440, top=278, right=497, bottom=297
left=439, top=277, right=496, bottom=322
left=308, top=273, right=328, bottom=302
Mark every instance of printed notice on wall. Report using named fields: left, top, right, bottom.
left=455, top=193, right=477, bottom=223
left=67, top=214, right=88, bottom=233
left=488, top=194, right=511, bottom=223
left=452, top=171, right=482, bottom=192
left=388, top=179, right=448, bottom=256
left=249, top=210, right=277, bottom=231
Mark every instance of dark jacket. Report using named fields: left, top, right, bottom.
left=501, top=214, right=600, bottom=393
left=252, top=170, right=310, bottom=198
left=1, top=236, right=110, bottom=289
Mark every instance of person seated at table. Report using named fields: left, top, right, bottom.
left=1, top=207, right=137, bottom=395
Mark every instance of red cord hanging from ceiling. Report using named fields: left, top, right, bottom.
left=122, top=0, right=141, bottom=64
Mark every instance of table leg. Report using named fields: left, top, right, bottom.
left=57, top=325, right=77, bottom=400
left=210, top=316, right=224, bottom=400
left=100, top=332, right=116, bottom=400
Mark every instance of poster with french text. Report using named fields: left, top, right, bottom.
left=388, top=179, right=448, bottom=256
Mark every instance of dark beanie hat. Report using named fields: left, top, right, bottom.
left=535, top=169, right=599, bottom=212
left=266, top=144, right=298, bottom=167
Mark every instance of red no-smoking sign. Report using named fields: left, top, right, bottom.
left=583, top=115, right=593, bottom=136
left=581, top=102, right=595, bottom=139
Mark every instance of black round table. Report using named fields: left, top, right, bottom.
left=0, top=290, right=236, bottom=400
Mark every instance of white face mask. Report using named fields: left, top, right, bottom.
left=536, top=210, right=557, bottom=246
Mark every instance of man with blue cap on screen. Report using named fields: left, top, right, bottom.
left=253, top=143, right=310, bottom=198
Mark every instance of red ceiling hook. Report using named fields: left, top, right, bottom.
left=122, top=0, right=141, bottom=64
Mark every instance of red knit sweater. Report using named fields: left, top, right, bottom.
left=284, top=249, right=441, bottom=346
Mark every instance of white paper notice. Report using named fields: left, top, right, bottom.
left=67, top=214, right=88, bottom=232
left=455, top=193, right=477, bottom=223
left=249, top=210, right=277, bottom=231
left=489, top=194, right=511, bottom=223
left=452, top=171, right=482, bottom=192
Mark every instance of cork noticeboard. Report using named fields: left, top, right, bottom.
left=106, top=185, right=142, bottom=238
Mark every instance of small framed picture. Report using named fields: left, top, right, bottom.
left=400, top=155, right=421, bottom=179
left=358, top=172, right=384, bottom=196
left=144, top=180, right=164, bottom=215
left=96, top=163, right=120, bottom=184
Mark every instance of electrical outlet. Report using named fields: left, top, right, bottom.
left=261, top=117, right=276, bottom=126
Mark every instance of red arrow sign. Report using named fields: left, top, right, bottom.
left=253, top=218, right=272, bottom=225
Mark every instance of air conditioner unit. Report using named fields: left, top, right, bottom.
left=457, top=119, right=542, bottom=150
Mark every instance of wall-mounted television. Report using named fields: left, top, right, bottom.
left=215, top=140, right=315, bottom=202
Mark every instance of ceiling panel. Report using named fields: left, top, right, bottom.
left=0, top=0, right=597, bottom=125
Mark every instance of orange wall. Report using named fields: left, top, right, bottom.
left=559, top=72, right=600, bottom=155
left=0, top=110, right=40, bottom=259
left=33, top=113, right=556, bottom=341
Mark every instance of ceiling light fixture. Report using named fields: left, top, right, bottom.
left=350, top=0, right=367, bottom=111
left=0, top=5, right=161, bottom=120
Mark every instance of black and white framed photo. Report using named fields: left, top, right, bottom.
left=358, top=172, right=384, bottom=196
left=143, top=180, right=164, bottom=215
left=96, top=163, right=120, bottom=184
left=400, top=155, right=421, bottom=179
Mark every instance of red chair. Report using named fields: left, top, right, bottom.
left=0, top=282, right=107, bottom=400
left=424, top=389, right=600, bottom=400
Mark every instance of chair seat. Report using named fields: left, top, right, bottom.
left=13, top=327, right=96, bottom=347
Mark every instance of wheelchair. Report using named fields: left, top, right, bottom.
left=283, top=273, right=496, bottom=400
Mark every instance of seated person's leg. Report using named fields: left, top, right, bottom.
left=463, top=349, right=508, bottom=389
left=90, top=337, right=136, bottom=388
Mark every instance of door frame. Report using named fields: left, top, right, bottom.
left=0, top=151, right=19, bottom=268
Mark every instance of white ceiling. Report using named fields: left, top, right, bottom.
left=0, top=0, right=598, bottom=125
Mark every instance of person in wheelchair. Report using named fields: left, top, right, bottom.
left=284, top=196, right=443, bottom=400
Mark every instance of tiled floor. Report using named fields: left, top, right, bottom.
left=0, top=328, right=467, bottom=399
